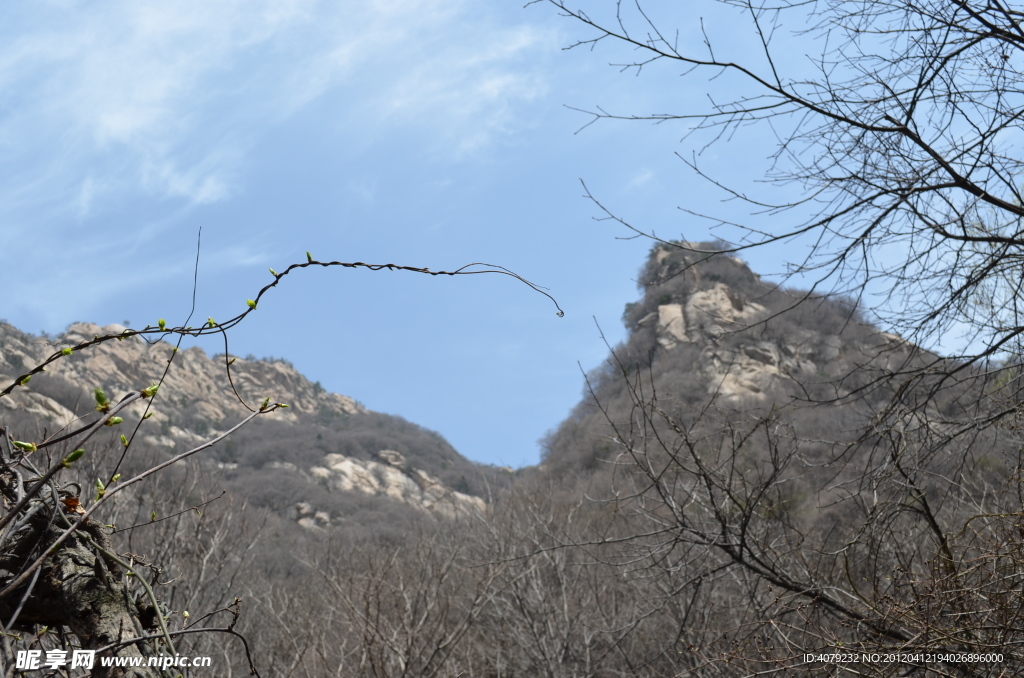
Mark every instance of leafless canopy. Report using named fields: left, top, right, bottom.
left=520, top=1, right=1024, bottom=674
left=0, top=254, right=558, bottom=676
left=544, top=0, right=1024, bottom=364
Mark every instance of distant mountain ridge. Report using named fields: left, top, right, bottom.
left=1, top=246, right=927, bottom=529
left=0, top=321, right=495, bottom=530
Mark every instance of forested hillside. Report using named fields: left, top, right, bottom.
left=4, top=241, right=1019, bottom=676
left=0, top=320, right=504, bottom=539
left=4, top=0, right=1024, bottom=673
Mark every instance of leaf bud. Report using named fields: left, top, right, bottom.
left=62, top=448, right=86, bottom=467
left=94, top=387, right=110, bottom=412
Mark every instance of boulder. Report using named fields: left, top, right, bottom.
left=686, top=283, right=766, bottom=338
left=656, top=304, right=688, bottom=350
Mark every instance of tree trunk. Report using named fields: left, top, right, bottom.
left=1, top=510, right=163, bottom=678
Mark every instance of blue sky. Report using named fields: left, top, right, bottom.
left=1, top=1, right=816, bottom=467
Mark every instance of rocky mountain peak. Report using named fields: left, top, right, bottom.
left=621, top=242, right=898, bottom=402
left=542, top=242, right=914, bottom=474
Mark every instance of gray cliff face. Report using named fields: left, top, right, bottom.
left=542, top=242, right=920, bottom=474
left=631, top=244, right=904, bottom=403
left=0, top=322, right=487, bottom=527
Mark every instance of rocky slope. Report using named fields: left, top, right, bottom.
left=0, top=322, right=490, bottom=528
left=542, top=241, right=925, bottom=473
left=639, top=245, right=912, bottom=402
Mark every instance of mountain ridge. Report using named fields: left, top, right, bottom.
left=0, top=320, right=494, bottom=529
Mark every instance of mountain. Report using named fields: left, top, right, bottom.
left=0, top=321, right=497, bottom=532
left=517, top=248, right=1020, bottom=676
left=2, top=246, right=1017, bottom=676
left=541, top=240, right=953, bottom=476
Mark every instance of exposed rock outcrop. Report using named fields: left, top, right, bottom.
left=288, top=501, right=333, bottom=530
left=0, top=321, right=491, bottom=530
left=542, top=241, right=927, bottom=477
left=656, top=304, right=688, bottom=350
left=0, top=322, right=361, bottom=442
left=309, top=450, right=485, bottom=520
left=684, top=283, right=767, bottom=340
left=639, top=244, right=890, bottom=402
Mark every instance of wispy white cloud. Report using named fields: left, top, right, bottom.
left=216, top=244, right=270, bottom=269
left=0, top=0, right=553, bottom=218
left=73, top=175, right=99, bottom=219
left=373, top=23, right=553, bottom=157
left=0, top=0, right=557, bottom=334
left=141, top=152, right=237, bottom=205
left=628, top=169, right=656, bottom=190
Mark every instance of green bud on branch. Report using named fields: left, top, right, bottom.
left=247, top=299, right=257, bottom=310
left=62, top=449, right=85, bottom=467
left=62, top=347, right=73, bottom=356
left=105, top=417, right=124, bottom=426
left=12, top=441, right=37, bottom=453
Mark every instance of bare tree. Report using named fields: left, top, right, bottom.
left=573, top=329, right=1024, bottom=674
left=540, top=0, right=1024, bottom=370
left=0, top=254, right=559, bottom=676
left=517, top=3, right=1024, bottom=670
